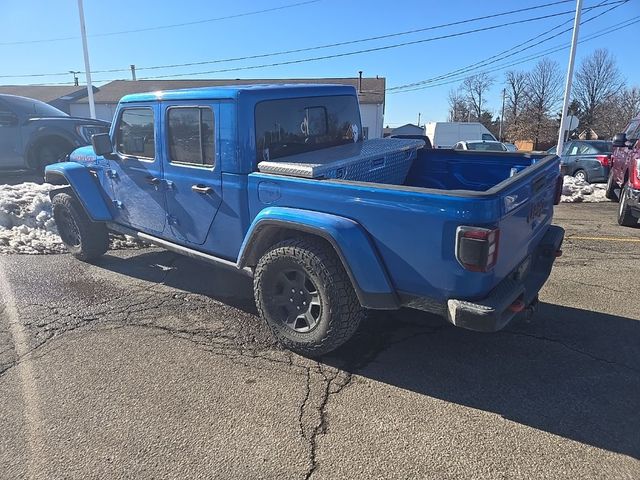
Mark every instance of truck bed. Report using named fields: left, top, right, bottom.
left=258, top=139, right=549, bottom=193
left=248, top=147, right=561, bottom=307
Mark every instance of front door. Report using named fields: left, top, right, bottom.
left=108, top=105, right=166, bottom=234
left=161, top=103, right=222, bottom=245
left=0, top=101, right=22, bottom=169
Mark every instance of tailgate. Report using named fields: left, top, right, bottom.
left=490, top=156, right=561, bottom=283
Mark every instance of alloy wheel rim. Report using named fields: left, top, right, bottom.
left=269, top=268, right=322, bottom=333
left=58, top=208, right=81, bottom=247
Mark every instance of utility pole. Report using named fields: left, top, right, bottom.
left=417, top=112, right=421, bottom=127
left=77, top=0, right=96, bottom=119
left=130, top=64, right=137, bottom=81
left=557, top=0, right=582, bottom=154
left=499, top=88, right=506, bottom=141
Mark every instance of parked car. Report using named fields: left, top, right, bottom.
left=424, top=122, right=496, bottom=149
left=559, top=140, right=612, bottom=183
left=503, top=143, right=518, bottom=152
left=389, top=134, right=432, bottom=149
left=453, top=140, right=508, bottom=152
left=45, top=84, right=564, bottom=355
left=0, top=94, right=109, bottom=174
left=606, top=115, right=640, bottom=226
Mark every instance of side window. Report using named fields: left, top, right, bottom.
left=116, top=108, right=155, bottom=159
left=167, top=107, right=215, bottom=166
left=580, top=144, right=597, bottom=155
left=568, top=143, right=580, bottom=156
left=481, top=133, right=494, bottom=141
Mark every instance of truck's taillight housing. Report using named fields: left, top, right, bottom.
left=631, top=158, right=640, bottom=189
left=595, top=155, right=610, bottom=167
left=554, top=175, right=563, bottom=205
left=455, top=226, right=500, bottom=272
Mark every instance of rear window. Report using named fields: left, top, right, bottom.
left=587, top=141, right=612, bottom=154
left=255, top=95, right=362, bottom=162
left=466, top=142, right=506, bottom=152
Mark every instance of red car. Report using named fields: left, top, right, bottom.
left=606, top=115, right=640, bottom=227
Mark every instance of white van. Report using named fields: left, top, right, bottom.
left=425, top=122, right=497, bottom=149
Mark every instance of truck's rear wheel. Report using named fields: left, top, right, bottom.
left=605, top=171, right=618, bottom=201
left=617, top=183, right=638, bottom=227
left=254, top=237, right=364, bottom=356
left=52, top=192, right=109, bottom=261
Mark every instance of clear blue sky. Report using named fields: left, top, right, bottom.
left=1, top=0, right=638, bottom=125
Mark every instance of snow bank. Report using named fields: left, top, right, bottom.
left=0, top=182, right=145, bottom=255
left=560, top=175, right=609, bottom=203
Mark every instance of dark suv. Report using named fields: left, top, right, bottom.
left=606, top=115, right=640, bottom=226
left=0, top=94, right=109, bottom=174
left=559, top=140, right=612, bottom=183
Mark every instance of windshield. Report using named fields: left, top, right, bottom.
left=255, top=95, right=362, bottom=162
left=466, top=141, right=506, bottom=152
left=4, top=95, right=68, bottom=118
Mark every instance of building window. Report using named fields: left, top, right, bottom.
left=116, top=108, right=155, bottom=159
left=167, top=107, right=215, bottom=166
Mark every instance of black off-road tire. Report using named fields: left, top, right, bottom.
left=254, top=237, right=365, bottom=357
left=605, top=171, right=618, bottom=201
left=617, top=183, right=637, bottom=227
left=52, top=192, right=109, bottom=261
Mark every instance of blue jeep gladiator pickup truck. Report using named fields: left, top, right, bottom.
left=45, top=84, right=564, bottom=355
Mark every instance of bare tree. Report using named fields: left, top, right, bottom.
left=597, top=86, right=640, bottom=138
left=504, top=70, right=527, bottom=139
left=447, top=88, right=469, bottom=121
left=573, top=49, right=624, bottom=138
left=522, top=58, right=563, bottom=149
left=462, top=73, right=494, bottom=120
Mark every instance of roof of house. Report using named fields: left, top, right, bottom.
left=75, top=77, right=385, bottom=105
left=0, top=85, right=90, bottom=103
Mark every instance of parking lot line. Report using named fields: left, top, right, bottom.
left=567, top=235, right=640, bottom=243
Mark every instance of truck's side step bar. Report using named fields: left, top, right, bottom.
left=107, top=223, right=253, bottom=277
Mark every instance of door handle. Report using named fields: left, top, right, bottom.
left=191, top=184, right=213, bottom=194
left=145, top=175, right=160, bottom=186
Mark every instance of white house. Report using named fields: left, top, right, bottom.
left=69, top=77, right=386, bottom=138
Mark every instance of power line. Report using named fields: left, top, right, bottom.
left=136, top=7, right=603, bottom=80
left=388, top=16, right=640, bottom=94
left=0, top=0, right=322, bottom=46
left=0, top=0, right=579, bottom=78
left=388, top=0, right=626, bottom=92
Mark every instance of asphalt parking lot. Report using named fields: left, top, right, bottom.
left=1, top=202, right=639, bottom=479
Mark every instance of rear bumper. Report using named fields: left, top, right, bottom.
left=446, top=225, right=565, bottom=332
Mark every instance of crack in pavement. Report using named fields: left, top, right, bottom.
left=500, top=329, right=640, bottom=375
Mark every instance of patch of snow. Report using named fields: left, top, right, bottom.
left=560, top=175, right=609, bottom=203
left=0, top=182, right=146, bottom=255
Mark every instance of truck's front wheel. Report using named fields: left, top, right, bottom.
left=254, top=237, right=364, bottom=356
left=52, top=192, right=109, bottom=261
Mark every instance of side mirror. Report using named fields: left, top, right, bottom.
left=0, top=112, right=18, bottom=127
left=612, top=133, right=627, bottom=148
left=91, top=133, right=114, bottom=157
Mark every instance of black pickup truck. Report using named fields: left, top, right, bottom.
left=0, top=94, right=109, bottom=174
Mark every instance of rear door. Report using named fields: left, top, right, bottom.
left=108, top=104, right=167, bottom=234
left=161, top=102, right=222, bottom=245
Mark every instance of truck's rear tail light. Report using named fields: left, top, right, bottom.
left=595, top=155, right=610, bottom=167
left=631, top=158, right=640, bottom=189
left=456, top=226, right=500, bottom=272
left=554, top=175, right=563, bottom=205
